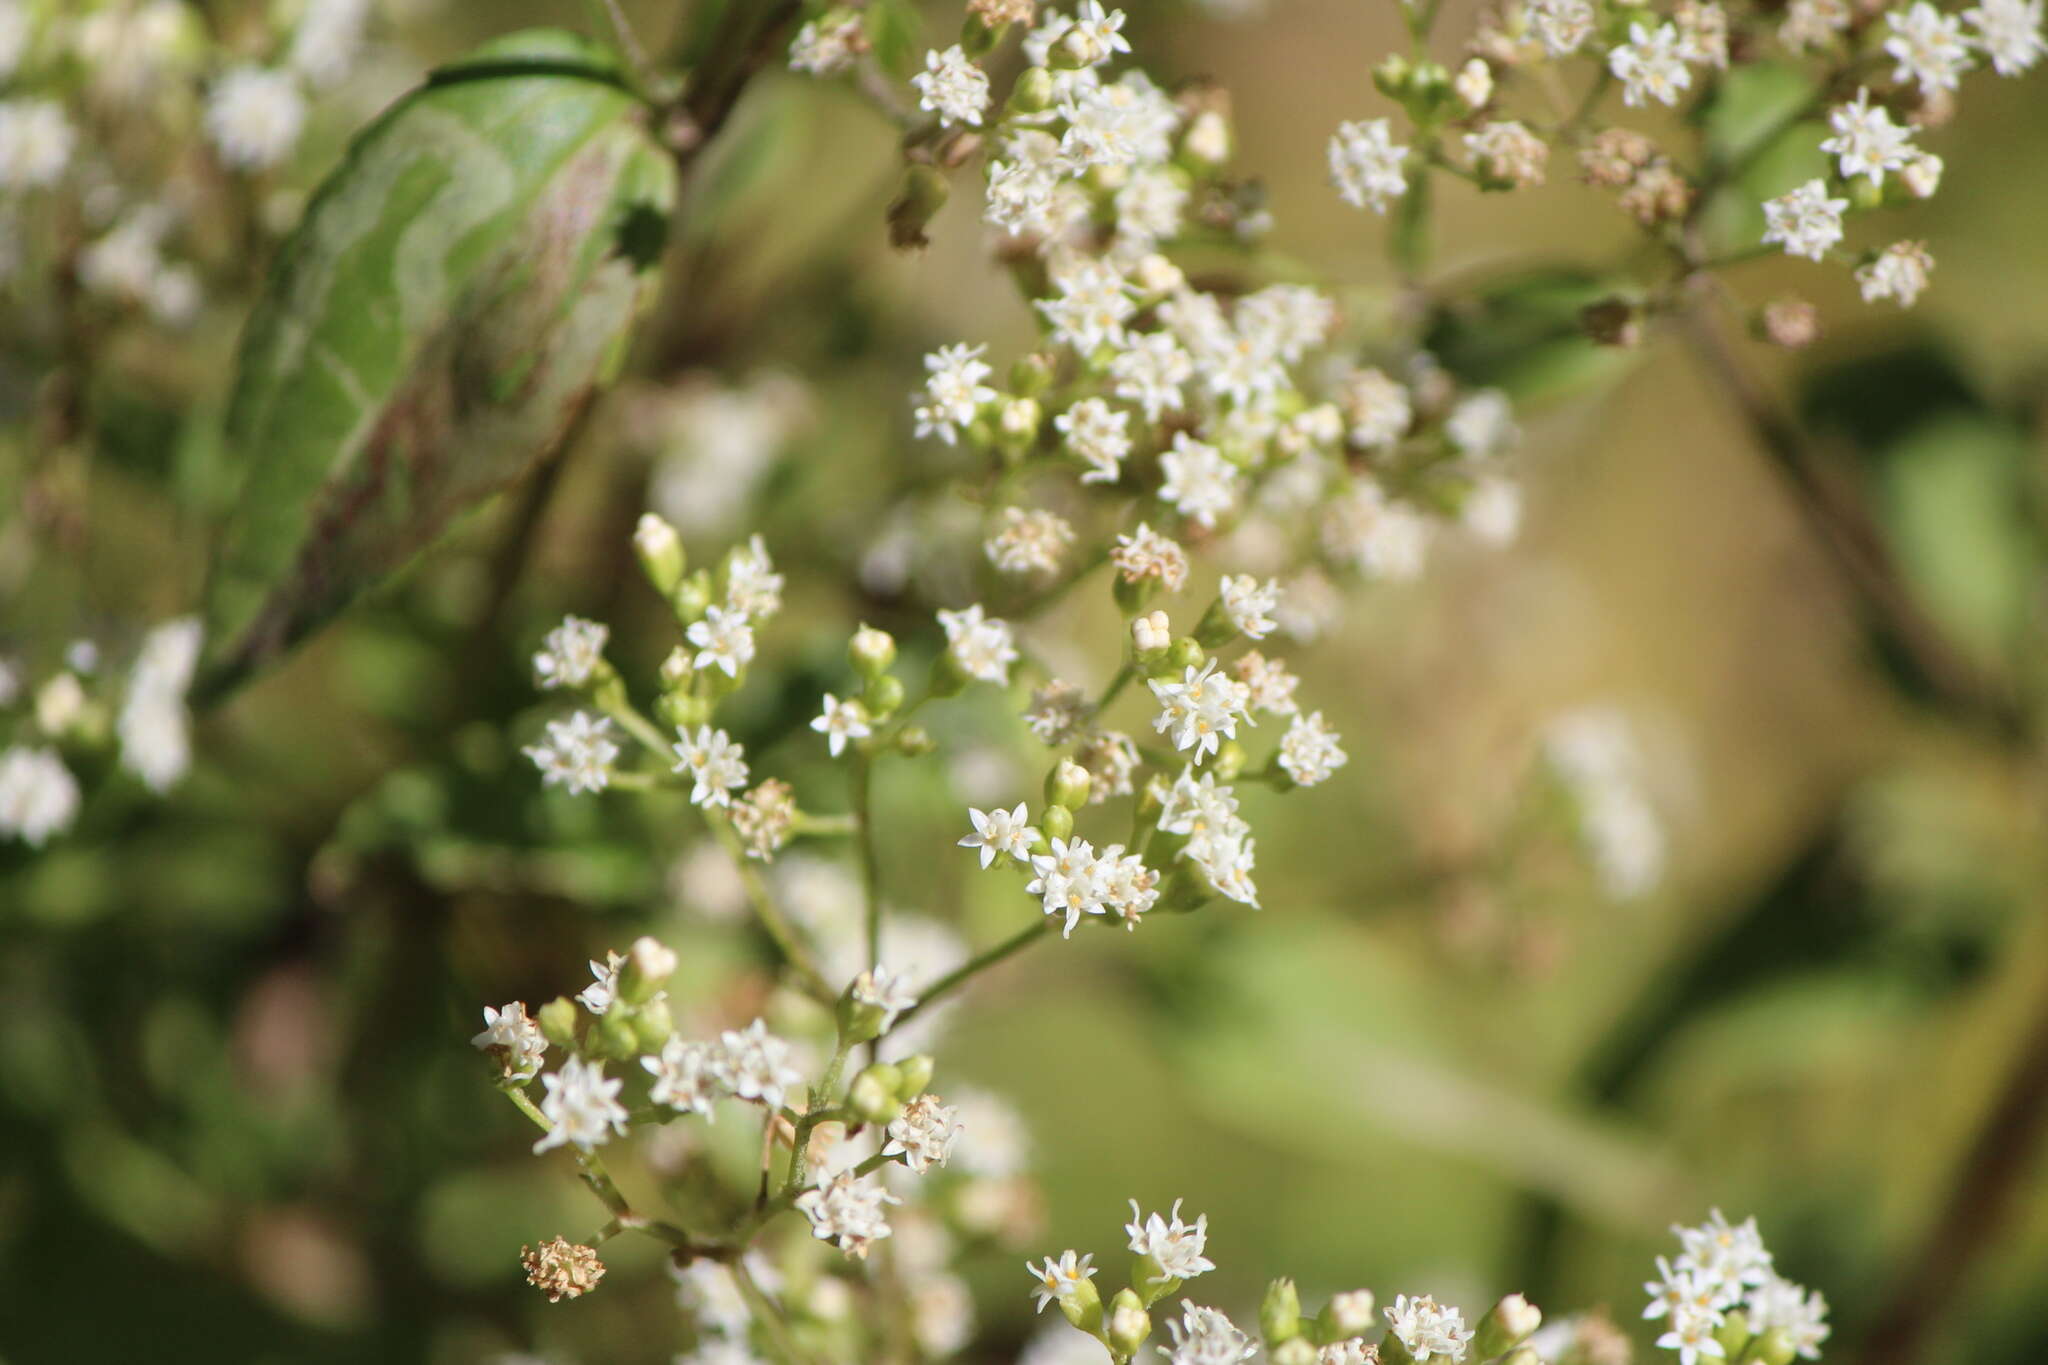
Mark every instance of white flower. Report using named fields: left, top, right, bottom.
left=1608, top=23, right=1693, bottom=107
left=1100, top=846, right=1160, bottom=927
left=987, top=507, right=1076, bottom=576
left=1447, top=389, right=1518, bottom=457
left=811, top=693, right=871, bottom=758
left=688, top=604, right=756, bottom=678
left=1902, top=150, right=1944, bottom=198
left=1061, top=0, right=1132, bottom=65
left=1056, top=397, right=1135, bottom=482
left=1820, top=89, right=1915, bottom=185
left=1455, top=58, right=1495, bottom=110
left=574, top=950, right=627, bottom=1015
left=789, top=17, right=866, bottom=75
left=1149, top=660, right=1253, bottom=761
left=1025, top=681, right=1089, bottom=745
left=1126, top=1199, right=1216, bottom=1280
left=885, top=1092, right=962, bottom=1173
left=961, top=803, right=1037, bottom=867
left=1159, top=1302, right=1258, bottom=1365
left=1385, top=1294, right=1474, bottom=1364
left=1672, top=1209, right=1775, bottom=1299
left=532, top=1057, right=630, bottom=1154
left=1112, top=523, right=1190, bottom=592
left=205, top=66, right=307, bottom=170
left=1116, top=165, right=1189, bottom=246
left=985, top=129, right=1070, bottom=237
left=1747, top=1276, right=1830, bottom=1359
left=1026, top=1250, right=1097, bottom=1313
left=644, top=1036, right=723, bottom=1118
left=1234, top=651, right=1300, bottom=715
left=1328, top=118, right=1409, bottom=211
left=853, top=964, right=920, bottom=1032
left=1321, top=481, right=1432, bottom=580
left=912, top=45, right=991, bottom=127
left=1342, top=367, right=1414, bottom=450
left=1278, top=711, right=1347, bottom=786
left=1856, top=240, right=1934, bottom=307
left=1219, top=575, right=1281, bottom=640
left=796, top=1170, right=900, bottom=1258
left=533, top=615, right=608, bottom=690
left=1761, top=179, right=1848, bottom=262
left=1780, top=0, right=1853, bottom=48
left=1645, top=1254, right=1717, bottom=1321
left=914, top=343, right=998, bottom=444
left=1885, top=1, right=1974, bottom=92
left=1527, top=0, right=1596, bottom=53
left=725, top=534, right=785, bottom=620
left=1463, top=474, right=1524, bottom=546
left=1966, top=0, right=2046, bottom=72
left=472, top=1002, right=547, bottom=1081
left=524, top=712, right=618, bottom=795
left=1039, top=253, right=1136, bottom=353
left=1464, top=120, right=1548, bottom=187
left=707, top=1019, right=800, bottom=1110
left=1027, top=836, right=1110, bottom=936
left=673, top=725, right=750, bottom=807
left=938, top=605, right=1019, bottom=685
left=1655, top=1301, right=1728, bottom=1365
left=118, top=617, right=202, bottom=793
left=0, top=99, right=75, bottom=190
left=1111, top=331, right=1194, bottom=421
left=1158, top=433, right=1239, bottom=529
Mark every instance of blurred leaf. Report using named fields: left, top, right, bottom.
left=198, top=30, right=678, bottom=702
left=1423, top=267, right=1640, bottom=403
left=865, top=0, right=922, bottom=78
left=1700, top=60, right=1814, bottom=163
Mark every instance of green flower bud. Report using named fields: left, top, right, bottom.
left=1010, top=351, right=1056, bottom=396
left=895, top=1054, right=935, bottom=1099
left=864, top=672, right=907, bottom=720
left=1045, top=758, right=1092, bottom=810
left=618, top=935, right=677, bottom=1005
left=659, top=646, right=693, bottom=691
left=1850, top=175, right=1884, bottom=212
left=1753, top=1327, right=1798, bottom=1365
left=656, top=691, right=711, bottom=732
left=1165, top=637, right=1206, bottom=674
left=1715, top=1309, right=1752, bottom=1361
left=888, top=165, right=951, bottom=251
left=1212, top=740, right=1246, bottom=782
left=1379, top=1327, right=1417, bottom=1365
left=1041, top=803, right=1075, bottom=843
left=1474, top=1293, right=1542, bottom=1359
left=1373, top=53, right=1412, bottom=97
left=840, top=988, right=889, bottom=1046
left=1109, top=1289, right=1152, bottom=1357
left=850, top=1065, right=904, bottom=1124
left=631, top=998, right=674, bottom=1053
left=850, top=624, right=897, bottom=678
left=633, top=512, right=685, bottom=597
left=896, top=724, right=937, bottom=757
left=673, top=571, right=714, bottom=625
left=595, top=1008, right=639, bottom=1060
left=537, top=997, right=580, bottom=1051
left=1193, top=597, right=1240, bottom=648
left=1009, top=65, right=1055, bottom=115
left=1262, top=1279, right=1303, bottom=1345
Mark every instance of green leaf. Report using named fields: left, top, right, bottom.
left=197, top=30, right=677, bottom=701
left=1421, top=266, right=1640, bottom=404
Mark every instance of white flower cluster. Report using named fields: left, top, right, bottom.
left=1645, top=1210, right=1830, bottom=1364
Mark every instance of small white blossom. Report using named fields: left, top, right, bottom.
left=1278, top=711, right=1347, bottom=786
left=961, top=803, right=1037, bottom=867
left=673, top=725, right=750, bottom=807
left=1219, top=574, right=1281, bottom=640
left=1609, top=23, right=1693, bottom=107
left=1656, top=1302, right=1728, bottom=1365
left=1527, top=0, right=1596, bottom=53
left=1160, top=1302, right=1258, bottom=1365
left=1234, top=651, right=1300, bottom=715
left=725, top=534, right=785, bottom=621
left=1133, top=610, right=1173, bottom=654
left=118, top=617, right=202, bottom=793
left=1885, top=1, right=1974, bottom=93
left=1386, top=1294, right=1474, bottom=1364
left=1902, top=150, right=1944, bottom=198
left=688, top=604, right=756, bottom=678
left=205, top=66, right=308, bottom=170
left=533, top=615, right=608, bottom=690
left=789, top=17, right=866, bottom=75
left=1026, top=1251, right=1097, bottom=1314
left=885, top=1093, right=962, bottom=1173
left=1762, top=179, right=1848, bottom=262
left=1966, top=0, right=2046, bottom=72
left=1126, top=1200, right=1216, bottom=1280
left=1149, top=660, right=1253, bottom=761
left=1747, top=1276, right=1831, bottom=1359
left=1780, top=0, right=1853, bottom=48
left=914, top=343, right=998, bottom=445
left=811, top=693, right=871, bottom=758
left=987, top=506, right=1076, bottom=576
left=1158, top=433, right=1239, bottom=529
left=1112, top=331, right=1195, bottom=422
left=1112, top=523, right=1191, bottom=592
left=643, top=1037, right=723, bottom=1118
left=1447, top=389, right=1518, bottom=457
left=1465, top=120, right=1548, bottom=188
left=1856, top=240, right=1934, bottom=307
left=1027, top=836, right=1110, bottom=936
left=853, top=964, right=920, bottom=1032
left=1055, top=397, right=1134, bottom=483
left=1342, top=367, right=1414, bottom=450
left=1328, top=118, right=1409, bottom=212
left=1321, top=482, right=1432, bottom=580
left=713, top=1018, right=806, bottom=1111
left=912, top=45, right=991, bottom=126
left=525, top=712, right=618, bottom=795
left=533, top=1057, right=630, bottom=1154
left=472, top=1002, right=547, bottom=1081
left=796, top=1170, right=901, bottom=1258
left=1455, top=58, right=1495, bottom=110
left=576, top=950, right=629, bottom=1015
left=1061, top=0, right=1132, bottom=65
left=1039, top=253, right=1136, bottom=354
left=1820, top=89, right=1915, bottom=185
left=938, top=605, right=1019, bottom=685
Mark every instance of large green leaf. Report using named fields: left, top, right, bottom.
left=197, top=30, right=676, bottom=701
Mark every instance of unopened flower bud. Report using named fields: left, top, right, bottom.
left=864, top=672, right=907, bottom=719
left=1761, top=297, right=1819, bottom=350
left=850, top=624, right=897, bottom=678
left=1474, top=1293, right=1542, bottom=1358
left=850, top=1065, right=904, bottom=1123
left=620, top=935, right=677, bottom=1004
left=594, top=1008, right=638, bottom=1059
left=1010, top=352, right=1056, bottom=396
left=659, top=646, right=693, bottom=690
left=1041, top=803, right=1075, bottom=843
left=1454, top=57, right=1493, bottom=110
left=998, top=396, right=1042, bottom=446
left=1045, top=758, right=1091, bottom=810
left=1133, top=252, right=1186, bottom=297
left=1212, top=739, right=1246, bottom=781
left=674, top=571, right=713, bottom=624
left=1325, top=1289, right=1376, bottom=1338
left=1163, top=638, right=1206, bottom=677
left=35, top=674, right=88, bottom=737
left=1009, top=64, right=1055, bottom=113
left=1183, top=109, right=1231, bottom=164
left=1373, top=53, right=1412, bottom=97
left=1752, top=1327, right=1798, bottom=1365
left=1133, top=610, right=1172, bottom=654
left=657, top=691, right=711, bottom=731
left=895, top=724, right=936, bottom=756
left=889, top=165, right=951, bottom=251
left=895, top=1053, right=935, bottom=1098
left=631, top=998, right=674, bottom=1052
left=1901, top=151, right=1942, bottom=199
left=1714, top=1309, right=1752, bottom=1360
left=537, top=997, right=580, bottom=1050
left=1262, top=1278, right=1303, bottom=1344
left=1109, top=1289, right=1152, bottom=1356
left=633, top=513, right=685, bottom=596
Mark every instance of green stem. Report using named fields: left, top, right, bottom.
left=888, top=921, right=1052, bottom=1034
left=784, top=1039, right=854, bottom=1196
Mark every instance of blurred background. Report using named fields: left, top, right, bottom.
left=5, top=1, right=2048, bottom=1362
